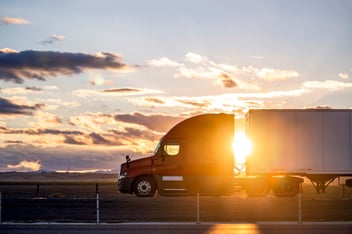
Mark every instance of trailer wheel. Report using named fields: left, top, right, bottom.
left=244, top=178, right=270, bottom=197
left=133, top=176, right=156, bottom=197
left=272, top=177, right=301, bottom=197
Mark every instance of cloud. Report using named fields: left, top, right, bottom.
left=0, top=126, right=83, bottom=137
left=114, top=112, right=185, bottom=133
left=4, top=140, right=24, bottom=144
left=338, top=72, right=349, bottom=80
left=0, top=97, right=44, bottom=115
left=1, top=16, right=29, bottom=25
left=248, top=55, right=264, bottom=59
left=302, top=80, right=352, bottom=91
left=1, top=86, right=42, bottom=95
left=40, top=34, right=65, bottom=45
left=304, top=105, right=333, bottom=109
left=89, top=133, right=111, bottom=145
left=0, top=110, right=170, bottom=149
left=220, top=73, right=237, bottom=88
left=90, top=75, right=113, bottom=86
left=30, top=111, right=62, bottom=127
left=0, top=124, right=117, bottom=147
left=175, top=52, right=299, bottom=89
left=73, top=87, right=163, bottom=97
left=103, top=87, right=163, bottom=95
left=0, top=144, right=124, bottom=172
left=147, top=57, right=182, bottom=67
left=130, top=87, right=311, bottom=115
left=185, top=52, right=205, bottom=63
left=7, top=160, right=41, bottom=171
left=0, top=48, right=17, bottom=53
left=63, top=135, right=86, bottom=145
left=253, top=67, right=299, bottom=81
left=0, top=49, right=128, bottom=83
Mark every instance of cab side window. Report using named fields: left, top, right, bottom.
left=163, top=143, right=180, bottom=156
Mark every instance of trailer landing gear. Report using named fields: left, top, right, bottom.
left=307, top=175, right=336, bottom=193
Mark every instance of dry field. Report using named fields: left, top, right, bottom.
left=1, top=172, right=352, bottom=223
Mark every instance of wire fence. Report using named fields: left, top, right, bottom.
left=1, top=182, right=352, bottom=224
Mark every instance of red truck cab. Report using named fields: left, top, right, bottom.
left=118, top=114, right=235, bottom=196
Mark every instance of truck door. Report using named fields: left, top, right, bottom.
left=152, top=141, right=188, bottom=194
left=153, top=141, right=183, bottom=175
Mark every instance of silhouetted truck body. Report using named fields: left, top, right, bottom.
left=118, top=109, right=352, bottom=197
left=119, top=114, right=235, bottom=196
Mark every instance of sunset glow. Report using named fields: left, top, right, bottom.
left=233, top=132, right=253, bottom=165
left=0, top=1, right=351, bottom=172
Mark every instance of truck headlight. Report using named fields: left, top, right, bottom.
left=119, top=172, right=128, bottom=180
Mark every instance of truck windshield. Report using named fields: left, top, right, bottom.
left=153, top=141, right=161, bottom=155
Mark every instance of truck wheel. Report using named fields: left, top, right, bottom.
left=133, top=176, right=156, bottom=197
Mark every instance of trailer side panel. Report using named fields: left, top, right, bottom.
left=246, top=109, right=352, bottom=176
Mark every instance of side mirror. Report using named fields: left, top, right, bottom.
left=126, top=155, right=131, bottom=168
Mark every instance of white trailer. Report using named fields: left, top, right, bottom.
left=245, top=109, right=352, bottom=196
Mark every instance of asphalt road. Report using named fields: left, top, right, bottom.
left=1, top=223, right=352, bottom=234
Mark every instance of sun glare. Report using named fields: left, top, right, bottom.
left=233, top=131, right=252, bottom=164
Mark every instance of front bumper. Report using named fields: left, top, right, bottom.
left=118, top=177, right=134, bottom=193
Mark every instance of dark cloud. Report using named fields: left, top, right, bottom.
left=0, top=49, right=127, bottom=83
left=0, top=126, right=83, bottom=136
left=0, top=144, right=123, bottom=172
left=110, top=127, right=159, bottom=142
left=0, top=125, right=120, bottom=146
left=220, top=73, right=237, bottom=88
left=143, top=97, right=165, bottom=104
left=222, top=78, right=237, bottom=88
left=25, top=86, right=42, bottom=92
left=114, top=112, right=185, bottom=132
left=177, top=99, right=211, bottom=108
left=4, top=140, right=24, bottom=144
left=40, top=34, right=64, bottom=45
left=89, top=133, right=112, bottom=145
left=0, top=97, right=44, bottom=115
left=63, top=136, right=86, bottom=145
left=101, top=88, right=142, bottom=93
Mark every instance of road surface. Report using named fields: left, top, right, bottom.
left=1, top=223, right=352, bottom=234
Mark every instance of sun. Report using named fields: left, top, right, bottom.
left=233, top=131, right=253, bottom=165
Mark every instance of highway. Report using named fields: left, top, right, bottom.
left=1, top=223, right=352, bottom=234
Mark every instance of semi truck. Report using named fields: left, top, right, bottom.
left=118, top=109, right=352, bottom=197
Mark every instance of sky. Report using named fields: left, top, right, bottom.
left=0, top=0, right=352, bottom=172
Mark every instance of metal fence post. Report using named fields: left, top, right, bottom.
left=298, top=192, right=302, bottom=224
left=196, top=193, right=200, bottom=224
left=0, top=192, right=2, bottom=224
left=96, top=183, right=100, bottom=224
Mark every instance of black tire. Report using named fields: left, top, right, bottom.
left=133, top=176, right=156, bottom=197
left=272, top=178, right=300, bottom=197
left=244, top=178, right=270, bottom=197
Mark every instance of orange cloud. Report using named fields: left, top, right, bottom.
left=1, top=17, right=29, bottom=25
left=7, top=160, right=41, bottom=171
